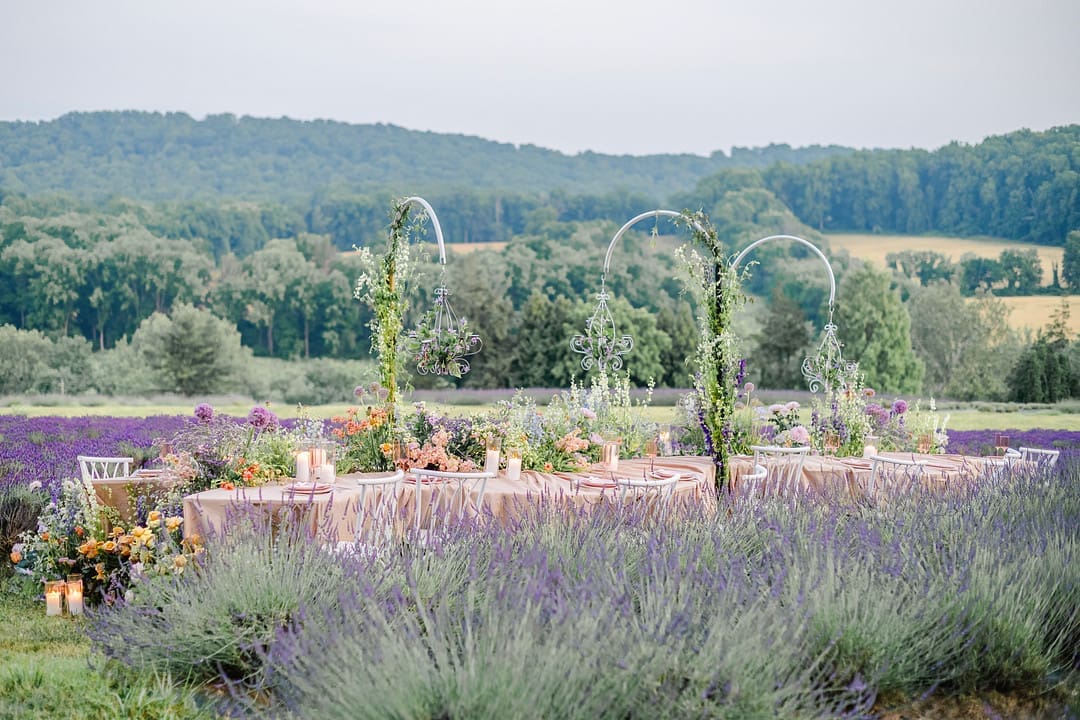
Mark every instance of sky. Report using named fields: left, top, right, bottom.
left=1, top=0, right=1078, bottom=157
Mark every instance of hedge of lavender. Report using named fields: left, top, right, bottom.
left=86, top=463, right=1080, bottom=719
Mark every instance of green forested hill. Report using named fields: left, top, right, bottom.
left=0, top=111, right=851, bottom=202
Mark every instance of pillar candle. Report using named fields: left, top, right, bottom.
left=602, top=441, right=620, bottom=471
left=506, top=456, right=522, bottom=482
left=310, top=446, right=326, bottom=467
left=295, top=451, right=311, bottom=483
left=67, top=587, right=84, bottom=616
left=319, top=462, right=336, bottom=485
left=45, top=582, right=64, bottom=616
left=484, top=448, right=500, bottom=475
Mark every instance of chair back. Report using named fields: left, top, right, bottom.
left=616, top=474, right=678, bottom=519
left=408, top=469, right=493, bottom=537
left=749, top=445, right=810, bottom=499
left=736, top=463, right=768, bottom=500
left=1018, top=446, right=1060, bottom=470
left=78, top=455, right=133, bottom=483
left=351, top=469, right=405, bottom=547
left=867, top=455, right=926, bottom=500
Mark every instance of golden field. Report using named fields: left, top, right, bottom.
left=826, top=233, right=1064, bottom=286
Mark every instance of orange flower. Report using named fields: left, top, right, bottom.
left=78, top=540, right=99, bottom=559
left=9, top=550, right=21, bottom=564
left=101, top=540, right=117, bottom=553
left=380, top=442, right=393, bottom=456
left=75, top=526, right=85, bottom=538
left=40, top=531, right=50, bottom=541
left=94, top=563, right=107, bottom=581
left=221, top=481, right=235, bottom=491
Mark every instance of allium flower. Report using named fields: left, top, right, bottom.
left=864, top=388, right=876, bottom=398
left=789, top=425, right=811, bottom=445
left=247, top=405, right=278, bottom=431
left=892, top=399, right=908, bottom=415
left=194, top=403, right=214, bottom=423
left=743, top=382, right=755, bottom=394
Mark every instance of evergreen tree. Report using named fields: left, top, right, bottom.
left=753, top=290, right=811, bottom=389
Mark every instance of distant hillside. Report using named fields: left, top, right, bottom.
left=0, top=111, right=852, bottom=203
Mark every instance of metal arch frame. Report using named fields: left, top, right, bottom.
left=730, top=234, right=835, bottom=308
left=401, top=196, right=447, bottom=265
left=602, top=209, right=708, bottom=276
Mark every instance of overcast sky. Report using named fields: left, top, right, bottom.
left=2, top=0, right=1077, bottom=157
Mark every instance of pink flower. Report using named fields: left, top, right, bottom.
left=743, top=382, right=755, bottom=394
left=789, top=425, right=811, bottom=446
left=581, top=408, right=597, bottom=420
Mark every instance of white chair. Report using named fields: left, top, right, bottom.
left=867, top=455, right=926, bottom=501
left=407, top=469, right=493, bottom=538
left=78, top=455, right=133, bottom=483
left=749, top=446, right=811, bottom=500
left=615, top=474, right=678, bottom=520
left=346, top=469, right=405, bottom=551
left=736, top=463, right=768, bottom=500
left=1019, top=446, right=1060, bottom=470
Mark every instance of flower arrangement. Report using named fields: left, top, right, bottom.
left=809, top=364, right=874, bottom=456
left=10, top=477, right=204, bottom=604
left=399, top=402, right=482, bottom=472
left=331, top=402, right=395, bottom=473
left=164, top=403, right=294, bottom=491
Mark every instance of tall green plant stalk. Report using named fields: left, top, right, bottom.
left=678, top=211, right=748, bottom=491
left=356, top=199, right=418, bottom=408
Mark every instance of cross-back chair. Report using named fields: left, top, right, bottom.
left=77, top=455, right=133, bottom=483
left=749, top=445, right=811, bottom=500
left=867, top=455, right=926, bottom=501
left=408, top=469, right=493, bottom=540
left=615, top=474, right=678, bottom=520
left=1018, top=446, right=1060, bottom=470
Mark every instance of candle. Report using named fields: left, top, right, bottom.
left=66, top=576, right=84, bottom=616
left=295, top=451, right=311, bottom=483
left=484, top=448, right=500, bottom=475
left=863, top=435, right=878, bottom=458
left=506, top=447, right=522, bottom=482
left=319, top=462, right=336, bottom=485
left=310, top=446, right=326, bottom=468
left=45, top=580, right=64, bottom=616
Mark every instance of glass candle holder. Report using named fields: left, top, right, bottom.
left=824, top=431, right=840, bottom=454
left=644, top=437, right=659, bottom=458
left=506, top=447, right=523, bottom=482
left=44, top=580, right=65, bottom=616
left=862, top=435, right=879, bottom=458
left=484, top=437, right=502, bottom=475
left=601, top=439, right=621, bottom=471
left=312, top=440, right=337, bottom=484
left=917, top=434, right=933, bottom=454
left=65, top=575, right=84, bottom=616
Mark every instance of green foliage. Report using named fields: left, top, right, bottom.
left=131, top=304, right=249, bottom=396
left=0, top=325, right=94, bottom=395
left=0, top=484, right=47, bottom=561
left=753, top=289, right=812, bottom=389
left=835, top=263, right=924, bottom=394
left=1064, top=230, right=1080, bottom=289
left=907, top=284, right=1021, bottom=400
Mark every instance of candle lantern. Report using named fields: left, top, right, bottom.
left=66, top=575, right=84, bottom=616
left=484, top=437, right=502, bottom=475
left=506, top=447, right=523, bottom=482
left=44, top=580, right=65, bottom=616
left=863, top=434, right=879, bottom=458
left=601, top=438, right=621, bottom=471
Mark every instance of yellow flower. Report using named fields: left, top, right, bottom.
left=101, top=540, right=117, bottom=553
left=380, top=442, right=393, bottom=456
left=94, top=563, right=106, bottom=581
left=172, top=555, right=188, bottom=574
left=165, top=517, right=182, bottom=532
left=147, top=510, right=162, bottom=529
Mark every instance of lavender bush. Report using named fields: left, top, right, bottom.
left=84, top=460, right=1080, bottom=718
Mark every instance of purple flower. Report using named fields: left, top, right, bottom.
left=892, top=399, right=908, bottom=415
left=247, top=405, right=278, bottom=431
left=194, top=403, right=214, bottom=423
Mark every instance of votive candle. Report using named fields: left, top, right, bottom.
left=602, top=440, right=620, bottom=471
left=484, top=448, right=501, bottom=475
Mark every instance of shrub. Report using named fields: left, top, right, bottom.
left=0, top=482, right=47, bottom=564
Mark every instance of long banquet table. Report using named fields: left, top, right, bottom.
left=181, top=456, right=717, bottom=542
left=727, top=451, right=1017, bottom=500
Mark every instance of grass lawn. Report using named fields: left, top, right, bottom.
left=0, top=585, right=212, bottom=719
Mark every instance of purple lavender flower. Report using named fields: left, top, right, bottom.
left=247, top=406, right=278, bottom=431
left=194, top=403, right=214, bottom=423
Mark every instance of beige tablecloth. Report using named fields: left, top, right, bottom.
left=727, top=452, right=1018, bottom=500
left=182, top=457, right=718, bottom=541
left=92, top=469, right=183, bottom=523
